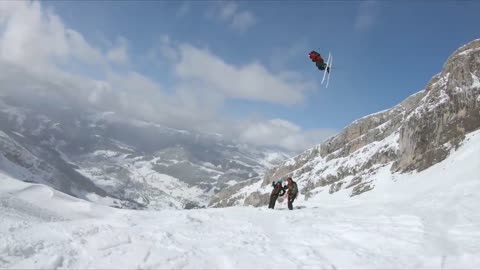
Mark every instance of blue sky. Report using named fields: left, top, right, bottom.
left=47, top=0, right=480, bottom=127
left=0, top=1, right=478, bottom=151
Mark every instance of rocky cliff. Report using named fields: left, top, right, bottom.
left=210, top=38, right=480, bottom=208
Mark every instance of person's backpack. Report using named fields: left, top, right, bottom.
left=291, top=182, right=298, bottom=198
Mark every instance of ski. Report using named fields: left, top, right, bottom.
left=326, top=53, right=333, bottom=88
left=321, top=52, right=331, bottom=85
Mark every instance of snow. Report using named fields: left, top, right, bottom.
left=196, top=163, right=223, bottom=174
left=110, top=139, right=136, bottom=152
left=350, top=108, right=390, bottom=125
left=264, top=152, right=283, bottom=162
left=0, top=132, right=55, bottom=185
left=428, top=89, right=450, bottom=111
left=130, top=119, right=191, bottom=135
left=126, top=159, right=207, bottom=206
left=1, top=131, right=480, bottom=269
left=457, top=47, right=480, bottom=56
left=225, top=180, right=238, bottom=186
left=296, top=131, right=399, bottom=189
left=11, top=132, right=25, bottom=138
left=472, top=73, right=480, bottom=88
left=344, top=132, right=399, bottom=168
left=74, top=153, right=208, bottom=209
left=0, top=130, right=9, bottom=138
left=84, top=193, right=118, bottom=206
left=202, top=161, right=216, bottom=168
left=211, top=174, right=222, bottom=180
left=257, top=151, right=291, bottom=168
left=283, top=156, right=297, bottom=166
left=92, top=150, right=122, bottom=158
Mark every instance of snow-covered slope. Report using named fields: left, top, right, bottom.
left=210, top=38, right=480, bottom=208
left=0, top=120, right=115, bottom=204
left=1, top=129, right=479, bottom=269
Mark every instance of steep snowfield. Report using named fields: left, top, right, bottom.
left=1, top=130, right=479, bottom=269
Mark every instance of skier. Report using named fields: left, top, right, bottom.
left=268, top=179, right=286, bottom=209
left=308, top=51, right=330, bottom=73
left=285, top=177, right=298, bottom=210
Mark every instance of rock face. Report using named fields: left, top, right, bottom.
left=208, top=178, right=259, bottom=207
left=212, top=39, right=480, bottom=207
left=393, top=40, right=480, bottom=172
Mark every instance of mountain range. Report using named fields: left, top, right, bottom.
left=0, top=79, right=291, bottom=209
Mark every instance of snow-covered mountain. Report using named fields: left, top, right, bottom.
left=210, top=39, right=480, bottom=208
left=0, top=84, right=291, bottom=209
left=1, top=127, right=479, bottom=268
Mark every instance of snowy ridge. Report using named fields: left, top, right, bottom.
left=0, top=130, right=54, bottom=185
left=1, top=129, right=479, bottom=268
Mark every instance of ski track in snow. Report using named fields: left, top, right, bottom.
left=1, top=131, right=480, bottom=269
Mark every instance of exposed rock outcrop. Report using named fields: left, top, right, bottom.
left=393, top=39, right=480, bottom=172
left=208, top=178, right=259, bottom=207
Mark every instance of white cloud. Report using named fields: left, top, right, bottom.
left=238, top=119, right=338, bottom=151
left=231, top=11, right=256, bottom=32
left=0, top=1, right=105, bottom=71
left=219, top=1, right=237, bottom=20
left=158, top=35, right=180, bottom=63
left=144, top=35, right=180, bottom=67
left=0, top=1, right=191, bottom=129
left=107, top=37, right=129, bottom=65
left=354, top=1, right=380, bottom=32
left=0, top=0, right=330, bottom=152
left=107, top=71, right=162, bottom=94
left=175, top=44, right=306, bottom=105
left=209, top=1, right=256, bottom=32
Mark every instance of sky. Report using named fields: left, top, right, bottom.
left=0, top=0, right=478, bottom=152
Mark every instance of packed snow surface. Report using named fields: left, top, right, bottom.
left=1, top=131, right=480, bottom=269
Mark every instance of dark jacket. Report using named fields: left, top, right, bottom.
left=286, top=181, right=298, bottom=199
left=271, top=181, right=286, bottom=196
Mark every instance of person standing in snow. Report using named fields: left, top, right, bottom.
left=268, top=179, right=286, bottom=209
left=285, top=177, right=298, bottom=210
